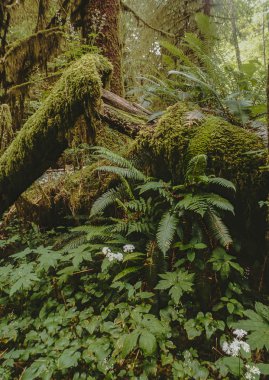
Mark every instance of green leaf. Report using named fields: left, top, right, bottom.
left=139, top=330, right=157, bottom=355
left=232, top=302, right=269, bottom=350
left=227, top=303, right=235, bottom=314
left=155, top=270, right=194, bottom=303
left=123, top=252, right=145, bottom=262
left=187, top=251, right=195, bottom=262
left=10, top=263, right=40, bottom=296
left=122, top=330, right=139, bottom=358
left=57, top=349, right=80, bottom=369
left=113, top=266, right=141, bottom=282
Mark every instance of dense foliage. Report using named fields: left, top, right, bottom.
left=0, top=149, right=269, bottom=379
left=0, top=0, right=269, bottom=379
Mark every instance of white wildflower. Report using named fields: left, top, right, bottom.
left=222, top=341, right=231, bottom=355
left=102, top=246, right=124, bottom=262
left=114, top=252, right=123, bottom=261
left=233, top=329, right=247, bottom=339
left=102, top=247, right=111, bottom=255
left=240, top=341, right=250, bottom=353
left=229, top=339, right=241, bottom=357
left=123, top=244, right=135, bottom=253
left=245, top=364, right=261, bottom=380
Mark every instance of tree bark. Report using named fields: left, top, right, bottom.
left=80, top=0, right=124, bottom=96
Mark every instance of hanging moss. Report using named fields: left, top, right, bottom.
left=1, top=27, right=63, bottom=85
left=0, top=53, right=112, bottom=215
left=0, top=104, right=13, bottom=151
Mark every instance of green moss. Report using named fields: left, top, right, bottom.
left=187, top=115, right=266, bottom=189
left=0, top=54, right=112, bottom=214
left=96, top=123, right=132, bottom=153
left=135, top=102, right=267, bottom=190
left=2, top=28, right=64, bottom=84
left=135, top=102, right=199, bottom=179
left=0, top=104, right=13, bottom=151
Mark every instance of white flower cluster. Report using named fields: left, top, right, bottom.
left=102, top=247, right=123, bottom=262
left=222, top=330, right=261, bottom=379
left=123, top=244, right=135, bottom=253
left=102, top=244, right=135, bottom=262
left=222, top=329, right=250, bottom=357
left=245, top=364, right=261, bottom=380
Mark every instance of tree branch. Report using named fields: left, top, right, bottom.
left=120, top=1, right=175, bottom=39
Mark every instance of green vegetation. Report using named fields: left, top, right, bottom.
left=0, top=0, right=269, bottom=379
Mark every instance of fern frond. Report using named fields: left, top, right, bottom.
left=92, top=146, right=135, bottom=169
left=157, top=211, right=179, bottom=255
left=62, top=234, right=87, bottom=251
left=128, top=220, right=153, bottom=235
left=185, top=154, right=207, bottom=181
left=160, top=40, right=194, bottom=67
left=127, top=198, right=150, bottom=213
left=203, top=193, right=234, bottom=214
left=176, top=194, right=208, bottom=217
left=97, top=165, right=146, bottom=181
left=90, top=187, right=120, bottom=218
left=202, top=176, right=236, bottom=192
left=137, top=181, right=166, bottom=194
left=85, top=225, right=113, bottom=242
left=205, top=211, right=233, bottom=248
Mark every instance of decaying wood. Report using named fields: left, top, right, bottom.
left=102, top=89, right=151, bottom=116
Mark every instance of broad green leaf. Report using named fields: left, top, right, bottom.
left=113, top=266, right=141, bottom=282
left=139, top=330, right=157, bottom=355
left=122, top=330, right=139, bottom=358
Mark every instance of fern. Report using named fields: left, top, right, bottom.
left=137, top=181, right=166, bottom=194
left=92, top=147, right=136, bottom=169
left=185, top=154, right=207, bottom=181
left=202, top=193, right=234, bottom=214
left=97, top=165, right=146, bottom=181
left=157, top=212, right=179, bottom=255
left=90, top=187, right=121, bottom=218
left=205, top=211, right=233, bottom=249
left=201, top=176, right=236, bottom=192
left=176, top=194, right=209, bottom=217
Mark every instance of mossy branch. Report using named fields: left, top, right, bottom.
left=0, top=27, right=64, bottom=86
left=0, top=53, right=112, bottom=215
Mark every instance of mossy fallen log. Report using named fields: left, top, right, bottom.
left=135, top=101, right=268, bottom=260
left=0, top=53, right=112, bottom=215
left=12, top=124, right=132, bottom=226
left=136, top=102, right=267, bottom=188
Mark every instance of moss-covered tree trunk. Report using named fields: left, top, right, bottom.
left=81, top=0, right=124, bottom=96
left=0, top=54, right=112, bottom=215
left=0, top=0, right=10, bottom=56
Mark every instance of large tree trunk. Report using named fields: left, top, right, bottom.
left=0, top=54, right=112, bottom=215
left=80, top=0, right=124, bottom=96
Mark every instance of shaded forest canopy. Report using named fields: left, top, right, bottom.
left=0, top=1, right=269, bottom=379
